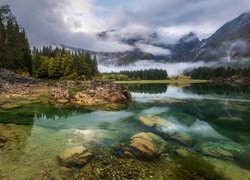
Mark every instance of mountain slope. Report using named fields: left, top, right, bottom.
left=197, top=12, right=250, bottom=61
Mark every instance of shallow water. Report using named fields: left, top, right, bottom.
left=0, top=83, right=250, bottom=179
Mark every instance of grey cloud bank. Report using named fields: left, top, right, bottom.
left=3, top=0, right=250, bottom=51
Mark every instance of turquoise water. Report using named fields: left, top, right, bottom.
left=0, top=83, right=250, bottom=179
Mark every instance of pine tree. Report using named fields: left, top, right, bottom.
left=91, top=56, right=99, bottom=76
left=78, top=53, right=88, bottom=76
left=61, top=51, right=73, bottom=76
left=38, top=56, right=49, bottom=78
left=48, top=57, right=62, bottom=78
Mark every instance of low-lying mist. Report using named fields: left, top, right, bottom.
left=98, top=59, right=250, bottom=76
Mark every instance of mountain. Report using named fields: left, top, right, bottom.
left=61, top=12, right=250, bottom=65
left=197, top=12, right=250, bottom=61
left=170, top=32, right=200, bottom=62
left=206, top=12, right=250, bottom=47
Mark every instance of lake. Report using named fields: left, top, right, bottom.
left=0, top=83, right=250, bottom=179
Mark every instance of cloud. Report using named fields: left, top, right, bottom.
left=136, top=43, right=170, bottom=55
left=98, top=60, right=216, bottom=76
left=3, top=0, right=250, bottom=52
left=3, top=0, right=135, bottom=52
left=109, top=0, right=250, bottom=39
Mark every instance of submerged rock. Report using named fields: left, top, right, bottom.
left=196, top=144, right=233, bottom=159
left=139, top=115, right=177, bottom=136
left=153, top=98, right=185, bottom=104
left=175, top=148, right=190, bottom=158
left=0, top=135, right=7, bottom=148
left=171, top=133, right=193, bottom=146
left=58, top=146, right=93, bottom=168
left=139, top=115, right=197, bottom=147
left=125, top=132, right=167, bottom=160
left=0, top=135, right=7, bottom=143
left=0, top=124, right=18, bottom=149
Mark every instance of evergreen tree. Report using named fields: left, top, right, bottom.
left=38, top=56, right=49, bottom=78
left=91, top=56, right=99, bottom=75
left=48, top=57, right=62, bottom=78
left=78, top=53, right=88, bottom=76
left=0, top=5, right=32, bottom=74
left=61, top=51, right=73, bottom=76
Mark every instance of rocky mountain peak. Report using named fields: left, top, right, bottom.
left=178, top=32, right=200, bottom=43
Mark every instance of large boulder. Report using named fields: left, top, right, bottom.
left=125, top=132, right=167, bottom=160
left=50, top=81, right=132, bottom=110
left=74, top=82, right=131, bottom=109
left=58, top=146, right=93, bottom=168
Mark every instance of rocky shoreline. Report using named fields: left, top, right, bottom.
left=0, top=68, right=132, bottom=110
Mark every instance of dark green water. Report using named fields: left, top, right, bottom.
left=0, top=83, right=250, bottom=179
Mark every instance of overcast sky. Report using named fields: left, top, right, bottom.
left=3, top=0, right=250, bottom=52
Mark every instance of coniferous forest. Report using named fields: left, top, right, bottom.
left=0, top=5, right=32, bottom=75
left=186, top=66, right=250, bottom=80
left=102, top=69, right=168, bottom=80
left=32, top=46, right=99, bottom=79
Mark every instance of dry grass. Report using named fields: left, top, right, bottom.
left=114, top=76, right=208, bottom=84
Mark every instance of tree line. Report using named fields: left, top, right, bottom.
left=185, top=66, right=250, bottom=80
left=32, top=46, right=99, bottom=79
left=102, top=69, right=168, bottom=80
left=0, top=5, right=32, bottom=75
